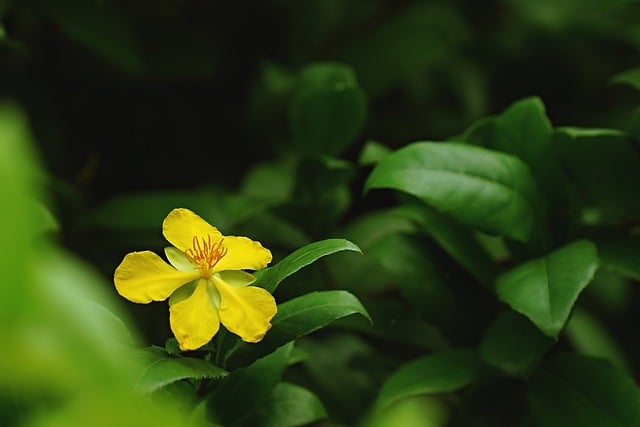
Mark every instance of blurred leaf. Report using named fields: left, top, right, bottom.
left=255, top=238, right=361, bottom=293
left=528, top=353, right=640, bottom=427
left=207, top=343, right=293, bottom=427
left=244, top=382, right=327, bottom=427
left=479, top=310, right=554, bottom=378
left=610, top=67, right=640, bottom=91
left=376, top=350, right=483, bottom=410
left=496, top=239, right=599, bottom=338
left=290, top=62, right=366, bottom=156
left=365, top=142, right=541, bottom=242
left=554, top=127, right=640, bottom=220
left=40, top=0, right=142, bottom=75
left=221, top=290, right=371, bottom=370
left=396, top=204, right=497, bottom=288
left=338, top=3, right=467, bottom=97
left=565, top=308, right=631, bottom=373
left=594, top=233, right=640, bottom=281
left=364, top=395, right=449, bottom=427
left=240, top=159, right=296, bottom=204
left=359, top=140, right=392, bottom=166
left=133, top=347, right=227, bottom=395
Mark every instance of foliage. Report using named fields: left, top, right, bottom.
left=3, top=1, right=640, bottom=426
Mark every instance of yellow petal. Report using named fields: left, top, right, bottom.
left=213, top=236, right=272, bottom=272
left=114, top=251, right=200, bottom=303
left=162, top=208, right=223, bottom=252
left=169, top=279, right=221, bottom=351
left=214, top=276, right=277, bottom=343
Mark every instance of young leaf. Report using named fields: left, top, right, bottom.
left=529, top=353, right=640, bottom=427
left=207, top=343, right=293, bottom=427
left=365, top=142, right=541, bottom=242
left=133, top=348, right=227, bottom=395
left=495, top=239, right=599, bottom=338
left=375, top=349, right=483, bottom=410
left=255, top=238, right=361, bottom=293
left=244, top=382, right=327, bottom=427
left=221, top=290, right=371, bottom=369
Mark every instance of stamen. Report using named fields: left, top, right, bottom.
left=184, top=235, right=227, bottom=272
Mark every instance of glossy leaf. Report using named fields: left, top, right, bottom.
left=365, top=142, right=541, bottom=242
left=221, top=290, right=371, bottom=369
left=529, top=353, right=640, bottom=427
left=133, top=348, right=227, bottom=395
left=496, top=239, right=599, bottom=338
left=376, top=349, right=483, bottom=410
left=255, top=239, right=361, bottom=293
left=479, top=310, right=553, bottom=378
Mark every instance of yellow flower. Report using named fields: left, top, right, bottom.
left=114, top=208, right=276, bottom=351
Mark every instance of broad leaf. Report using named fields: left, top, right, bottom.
left=496, top=239, right=599, bottom=338
left=221, top=290, right=371, bottom=369
left=365, top=142, right=541, bottom=242
left=133, top=348, right=227, bottom=395
left=529, top=353, right=640, bottom=427
left=244, top=382, right=327, bottom=427
left=376, top=349, right=483, bottom=410
left=255, top=239, right=361, bottom=293
left=208, top=343, right=293, bottom=427
left=479, top=310, right=553, bottom=378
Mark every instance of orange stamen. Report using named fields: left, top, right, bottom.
left=185, top=235, right=227, bottom=274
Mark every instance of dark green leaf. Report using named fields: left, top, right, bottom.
left=221, top=290, right=370, bottom=370
left=529, top=353, right=640, bottom=427
left=595, top=233, right=640, bottom=282
left=290, top=62, right=366, bottom=156
left=245, top=382, right=327, bottom=427
left=376, top=350, right=483, bottom=410
left=479, top=310, right=554, bottom=378
left=207, top=343, right=293, bottom=427
left=133, top=348, right=227, bottom=395
left=255, top=239, right=361, bottom=293
left=365, top=142, right=541, bottom=242
left=610, top=67, right=640, bottom=91
left=496, top=239, right=599, bottom=338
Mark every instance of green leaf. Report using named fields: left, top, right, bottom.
left=496, top=239, right=599, bottom=338
left=358, top=140, right=392, bottom=166
left=255, top=238, right=361, bottom=293
left=244, top=382, right=327, bottom=427
left=365, top=142, right=541, bottom=242
left=529, top=353, right=640, bottom=427
left=207, top=343, right=293, bottom=427
left=221, top=290, right=371, bottom=370
left=565, top=308, right=631, bottom=373
left=376, top=350, right=483, bottom=410
left=594, top=233, right=640, bottom=282
left=290, top=62, right=366, bottom=156
left=479, top=310, right=554, bottom=378
left=133, top=348, right=227, bottom=395
left=610, top=67, right=640, bottom=91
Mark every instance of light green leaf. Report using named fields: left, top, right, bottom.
left=133, top=348, right=227, bottom=395
left=246, top=382, right=327, bottom=427
left=365, top=142, right=541, bottom=242
left=359, top=140, right=392, bottom=166
left=496, top=239, right=599, bottom=338
left=221, top=290, right=371, bottom=370
left=376, top=350, right=483, bottom=410
left=479, top=310, right=553, bottom=378
left=529, top=353, right=640, bottom=427
left=255, top=238, right=361, bottom=293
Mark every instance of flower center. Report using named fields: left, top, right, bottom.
left=185, top=235, right=227, bottom=277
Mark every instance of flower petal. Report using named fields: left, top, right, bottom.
left=214, top=276, right=277, bottom=343
left=164, top=246, right=197, bottom=272
left=114, top=251, right=199, bottom=303
left=162, top=208, right=223, bottom=252
left=169, top=279, right=221, bottom=351
left=213, top=236, right=272, bottom=272
left=216, top=270, right=256, bottom=287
